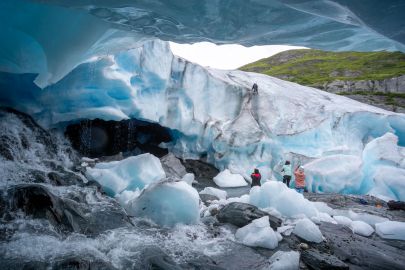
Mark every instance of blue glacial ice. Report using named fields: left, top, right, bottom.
left=1, top=38, right=405, bottom=201
left=86, top=153, right=166, bottom=196
left=126, top=179, right=200, bottom=227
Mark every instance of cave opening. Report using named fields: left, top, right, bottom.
left=65, top=118, right=174, bottom=158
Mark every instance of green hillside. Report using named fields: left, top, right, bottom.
left=239, top=49, right=405, bottom=87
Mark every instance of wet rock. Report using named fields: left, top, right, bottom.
left=51, top=256, right=117, bottom=270
left=180, top=255, right=225, bottom=270
left=318, top=222, right=405, bottom=270
left=217, top=202, right=282, bottom=229
left=301, top=249, right=348, bottom=270
left=200, top=193, right=220, bottom=205
left=137, top=246, right=182, bottom=270
left=181, top=159, right=219, bottom=189
left=6, top=184, right=132, bottom=235
left=387, top=200, right=405, bottom=211
left=47, top=170, right=83, bottom=186
left=160, top=153, right=187, bottom=178
left=0, top=259, right=48, bottom=270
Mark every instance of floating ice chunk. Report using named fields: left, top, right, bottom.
left=375, top=221, right=405, bottom=240
left=127, top=180, right=200, bottom=227
left=213, top=169, right=248, bottom=187
left=181, top=173, right=195, bottom=185
left=293, top=218, right=323, bottom=243
left=265, top=251, right=300, bottom=270
left=200, top=187, right=227, bottom=200
left=333, top=216, right=353, bottom=227
left=350, top=220, right=374, bottom=236
left=250, top=181, right=318, bottom=218
left=235, top=216, right=279, bottom=249
left=86, top=153, right=165, bottom=196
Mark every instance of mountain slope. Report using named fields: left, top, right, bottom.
left=240, top=49, right=405, bottom=112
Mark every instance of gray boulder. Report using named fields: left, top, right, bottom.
left=217, top=202, right=281, bottom=229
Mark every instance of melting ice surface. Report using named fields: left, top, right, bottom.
left=2, top=38, right=405, bottom=201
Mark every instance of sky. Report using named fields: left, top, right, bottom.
left=169, top=42, right=307, bottom=70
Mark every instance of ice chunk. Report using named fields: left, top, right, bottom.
left=200, top=187, right=227, bottom=200
left=293, top=218, right=323, bottom=243
left=277, top=225, right=294, bottom=236
left=375, top=221, right=405, bottom=240
left=250, top=181, right=318, bottom=218
left=115, top=189, right=141, bottom=206
left=86, top=153, right=165, bottom=196
left=266, top=251, right=300, bottom=270
left=235, top=216, right=279, bottom=249
left=347, top=210, right=389, bottom=226
left=127, top=179, right=200, bottom=227
left=317, top=212, right=337, bottom=224
left=350, top=221, right=374, bottom=237
left=213, top=169, right=248, bottom=187
left=333, top=216, right=353, bottom=227
left=181, top=173, right=195, bottom=185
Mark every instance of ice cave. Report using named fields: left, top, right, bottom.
left=1, top=0, right=405, bottom=269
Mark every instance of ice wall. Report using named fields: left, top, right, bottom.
left=0, top=0, right=404, bottom=89
left=1, top=39, right=404, bottom=200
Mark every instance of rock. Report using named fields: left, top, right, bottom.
left=180, top=255, right=225, bottom=270
left=319, top=222, right=405, bottom=269
left=160, top=153, right=187, bottom=178
left=0, top=259, right=48, bottom=270
left=51, top=255, right=117, bottom=270
left=388, top=200, right=405, bottom=211
left=6, top=184, right=132, bottom=235
left=137, top=246, right=182, bottom=270
left=301, top=249, right=348, bottom=270
left=299, top=243, right=309, bottom=250
left=47, top=170, right=83, bottom=186
left=181, top=159, right=219, bottom=189
left=217, top=202, right=281, bottom=229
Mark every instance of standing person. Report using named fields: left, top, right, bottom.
left=294, top=166, right=306, bottom=194
left=251, top=168, right=261, bottom=187
left=252, top=83, right=258, bottom=94
left=281, top=161, right=292, bottom=187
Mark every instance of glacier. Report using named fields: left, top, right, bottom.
left=1, top=38, right=405, bottom=201
left=0, top=0, right=405, bottom=88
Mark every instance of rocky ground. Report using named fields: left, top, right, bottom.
left=1, top=107, right=405, bottom=270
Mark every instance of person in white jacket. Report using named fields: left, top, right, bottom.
left=281, top=160, right=292, bottom=187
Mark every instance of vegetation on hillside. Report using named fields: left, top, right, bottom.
left=239, top=49, right=405, bottom=86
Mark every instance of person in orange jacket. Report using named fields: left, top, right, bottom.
left=294, top=166, right=306, bottom=194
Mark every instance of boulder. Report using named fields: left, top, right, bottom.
left=137, top=246, right=182, bottom=270
left=51, top=256, right=117, bottom=270
left=387, top=200, right=405, bottom=211
left=6, top=184, right=132, bottom=235
left=301, top=249, right=348, bottom=270
left=160, top=153, right=187, bottom=178
left=200, top=194, right=220, bottom=205
left=217, top=202, right=281, bottom=229
left=318, top=222, right=405, bottom=270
